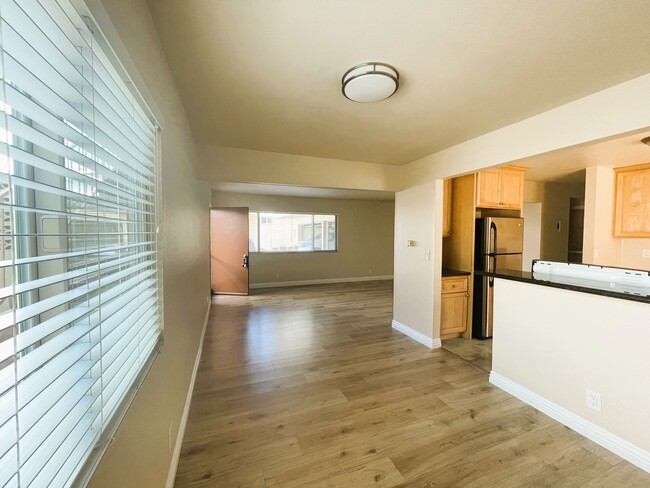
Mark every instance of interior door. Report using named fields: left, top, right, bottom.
left=210, top=207, right=249, bottom=295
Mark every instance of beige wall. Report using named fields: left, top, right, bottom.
left=583, top=166, right=650, bottom=270
left=212, top=191, right=395, bottom=284
left=492, top=278, right=650, bottom=454
left=199, top=145, right=403, bottom=192
left=541, top=181, right=585, bottom=262
left=523, top=180, right=546, bottom=204
left=523, top=179, right=587, bottom=263
left=392, top=182, right=439, bottom=339
left=88, top=1, right=211, bottom=487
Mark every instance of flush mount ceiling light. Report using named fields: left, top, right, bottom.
left=341, top=62, right=399, bottom=103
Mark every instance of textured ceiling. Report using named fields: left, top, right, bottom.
left=148, top=0, right=650, bottom=165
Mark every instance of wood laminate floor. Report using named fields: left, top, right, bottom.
left=442, top=338, right=492, bottom=373
left=175, top=281, right=649, bottom=487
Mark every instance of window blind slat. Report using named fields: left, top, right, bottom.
left=19, top=376, right=98, bottom=460
left=16, top=271, right=156, bottom=354
left=1, top=249, right=155, bottom=299
left=0, top=258, right=157, bottom=333
left=101, top=300, right=156, bottom=366
left=0, top=0, right=162, bottom=485
left=2, top=21, right=92, bottom=106
left=18, top=356, right=100, bottom=435
left=5, top=0, right=93, bottom=79
left=0, top=414, right=16, bottom=459
left=20, top=395, right=99, bottom=486
left=0, top=446, right=18, bottom=488
left=7, top=115, right=155, bottom=189
left=16, top=343, right=101, bottom=414
left=0, top=389, right=17, bottom=431
left=41, top=418, right=101, bottom=488
left=16, top=320, right=99, bottom=381
left=0, top=240, right=155, bottom=268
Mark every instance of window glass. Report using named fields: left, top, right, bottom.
left=314, top=214, right=337, bottom=251
left=252, top=212, right=336, bottom=252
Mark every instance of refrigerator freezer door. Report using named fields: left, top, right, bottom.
left=494, top=253, right=523, bottom=273
left=487, top=217, right=524, bottom=254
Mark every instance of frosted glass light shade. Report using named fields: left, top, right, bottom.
left=342, top=62, right=399, bottom=103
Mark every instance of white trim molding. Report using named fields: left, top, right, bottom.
left=165, top=301, right=212, bottom=488
left=490, top=372, right=650, bottom=474
left=251, top=275, right=393, bottom=290
left=391, top=320, right=441, bottom=349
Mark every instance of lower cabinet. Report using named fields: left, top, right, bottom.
left=441, top=276, right=468, bottom=335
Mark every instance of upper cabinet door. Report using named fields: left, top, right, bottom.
left=499, top=168, right=525, bottom=209
left=614, top=163, right=650, bottom=237
left=476, top=169, right=501, bottom=208
left=443, top=179, right=452, bottom=237
left=475, top=166, right=526, bottom=210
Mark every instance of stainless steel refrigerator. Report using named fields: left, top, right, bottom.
left=473, top=217, right=524, bottom=339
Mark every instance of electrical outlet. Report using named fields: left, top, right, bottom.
left=275, top=273, right=280, bottom=279
left=586, top=389, right=601, bottom=412
left=425, top=250, right=430, bottom=261
left=368, top=268, right=373, bottom=275
left=642, top=249, right=650, bottom=259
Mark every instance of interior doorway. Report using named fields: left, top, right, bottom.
left=210, top=207, right=250, bottom=295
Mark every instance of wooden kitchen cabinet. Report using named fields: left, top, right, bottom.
left=443, top=179, right=452, bottom=237
left=614, top=163, right=650, bottom=237
left=440, top=276, right=468, bottom=336
left=475, top=166, right=526, bottom=210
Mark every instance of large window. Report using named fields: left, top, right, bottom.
left=0, top=2, right=162, bottom=487
left=249, top=212, right=337, bottom=252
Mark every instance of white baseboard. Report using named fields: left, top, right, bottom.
left=250, top=275, right=393, bottom=289
left=391, top=320, right=441, bottom=349
left=165, top=300, right=212, bottom=488
left=489, top=372, right=650, bottom=474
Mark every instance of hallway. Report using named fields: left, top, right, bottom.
left=175, top=281, right=648, bottom=487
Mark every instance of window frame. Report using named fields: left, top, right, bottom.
left=249, top=210, right=338, bottom=254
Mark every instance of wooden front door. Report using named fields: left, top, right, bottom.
left=210, top=207, right=249, bottom=295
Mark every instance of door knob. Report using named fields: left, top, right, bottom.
left=242, top=255, right=249, bottom=268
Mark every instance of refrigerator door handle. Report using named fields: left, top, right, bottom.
left=490, top=221, right=498, bottom=254
left=488, top=254, right=495, bottom=288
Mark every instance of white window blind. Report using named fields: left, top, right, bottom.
left=0, top=1, right=162, bottom=487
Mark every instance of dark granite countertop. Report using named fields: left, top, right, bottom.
left=476, top=268, right=650, bottom=304
left=442, top=268, right=471, bottom=278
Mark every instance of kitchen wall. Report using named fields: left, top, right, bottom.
left=583, top=166, right=650, bottom=270
left=211, top=191, right=395, bottom=285
left=522, top=179, right=587, bottom=263
left=492, top=278, right=650, bottom=457
left=87, top=1, right=211, bottom=487
left=541, top=180, right=586, bottom=262
left=393, top=181, right=441, bottom=340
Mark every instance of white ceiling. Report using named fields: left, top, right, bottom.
left=148, top=0, right=650, bottom=165
left=519, top=130, right=650, bottom=182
